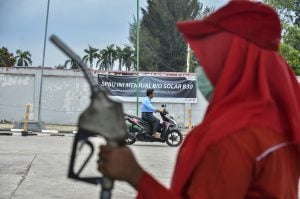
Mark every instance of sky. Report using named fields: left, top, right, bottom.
left=0, top=0, right=228, bottom=68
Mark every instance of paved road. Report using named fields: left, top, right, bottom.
left=0, top=136, right=179, bottom=199
left=1, top=135, right=299, bottom=199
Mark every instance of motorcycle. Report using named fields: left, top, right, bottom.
left=124, top=105, right=183, bottom=147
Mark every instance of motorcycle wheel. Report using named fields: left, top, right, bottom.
left=125, top=134, right=136, bottom=145
left=165, top=129, right=183, bottom=147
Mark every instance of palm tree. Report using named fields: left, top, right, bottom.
left=55, top=64, right=65, bottom=69
left=98, top=44, right=117, bottom=70
left=64, top=59, right=79, bottom=69
left=96, top=50, right=107, bottom=70
left=15, top=50, right=32, bottom=66
left=82, top=45, right=99, bottom=68
left=122, top=46, right=135, bottom=71
left=115, top=46, right=124, bottom=71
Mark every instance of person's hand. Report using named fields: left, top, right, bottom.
left=98, top=145, right=144, bottom=189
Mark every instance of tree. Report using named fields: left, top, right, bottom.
left=64, top=59, right=79, bottom=69
left=129, top=17, right=160, bottom=71
left=82, top=45, right=99, bottom=68
left=129, top=0, right=213, bottom=72
left=15, top=49, right=32, bottom=67
left=263, top=0, right=300, bottom=74
left=280, top=43, right=300, bottom=74
left=114, top=45, right=136, bottom=71
left=115, top=46, right=124, bottom=71
left=141, top=0, right=200, bottom=72
left=0, top=47, right=15, bottom=67
left=282, top=24, right=300, bottom=51
left=263, top=0, right=300, bottom=26
left=122, top=45, right=136, bottom=71
left=96, top=53, right=107, bottom=70
left=281, top=24, right=300, bottom=75
left=97, top=44, right=117, bottom=70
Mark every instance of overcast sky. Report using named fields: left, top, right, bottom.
left=0, top=0, right=227, bottom=68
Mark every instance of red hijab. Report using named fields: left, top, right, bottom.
left=172, top=0, right=300, bottom=195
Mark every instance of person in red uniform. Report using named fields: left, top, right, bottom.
left=98, top=1, right=300, bottom=198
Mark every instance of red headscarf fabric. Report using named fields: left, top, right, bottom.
left=172, top=0, right=300, bottom=195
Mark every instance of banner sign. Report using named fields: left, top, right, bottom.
left=98, top=74, right=197, bottom=103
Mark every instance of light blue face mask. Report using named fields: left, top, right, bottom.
left=195, top=67, right=214, bottom=101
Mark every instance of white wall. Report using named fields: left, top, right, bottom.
left=0, top=67, right=208, bottom=127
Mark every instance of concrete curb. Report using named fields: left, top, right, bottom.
left=0, top=132, right=76, bottom=137
left=0, top=128, right=190, bottom=137
left=0, top=129, right=76, bottom=137
left=0, top=128, right=11, bottom=131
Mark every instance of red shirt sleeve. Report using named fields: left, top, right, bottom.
left=136, top=171, right=181, bottom=199
left=136, top=128, right=300, bottom=199
left=136, top=130, right=254, bottom=199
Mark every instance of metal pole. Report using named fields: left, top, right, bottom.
left=136, top=0, right=140, bottom=116
left=38, top=0, right=50, bottom=121
left=186, top=44, right=191, bottom=73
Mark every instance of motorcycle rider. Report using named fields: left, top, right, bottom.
left=141, top=89, right=163, bottom=138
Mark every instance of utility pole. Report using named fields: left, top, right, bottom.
left=136, top=0, right=140, bottom=116
left=186, top=44, right=191, bottom=73
left=38, top=0, right=50, bottom=121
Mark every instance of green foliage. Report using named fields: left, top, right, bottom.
left=280, top=43, right=300, bottom=74
left=15, top=49, right=32, bottom=66
left=93, top=45, right=135, bottom=71
left=264, top=0, right=300, bottom=26
left=82, top=45, right=99, bottom=68
left=97, top=44, right=117, bottom=70
left=115, top=46, right=124, bottom=71
left=263, top=0, right=300, bottom=74
left=122, top=45, right=136, bottom=71
left=0, top=47, right=15, bottom=67
left=129, top=0, right=213, bottom=72
left=141, top=0, right=200, bottom=72
left=64, top=59, right=79, bottom=69
left=282, top=24, right=300, bottom=50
